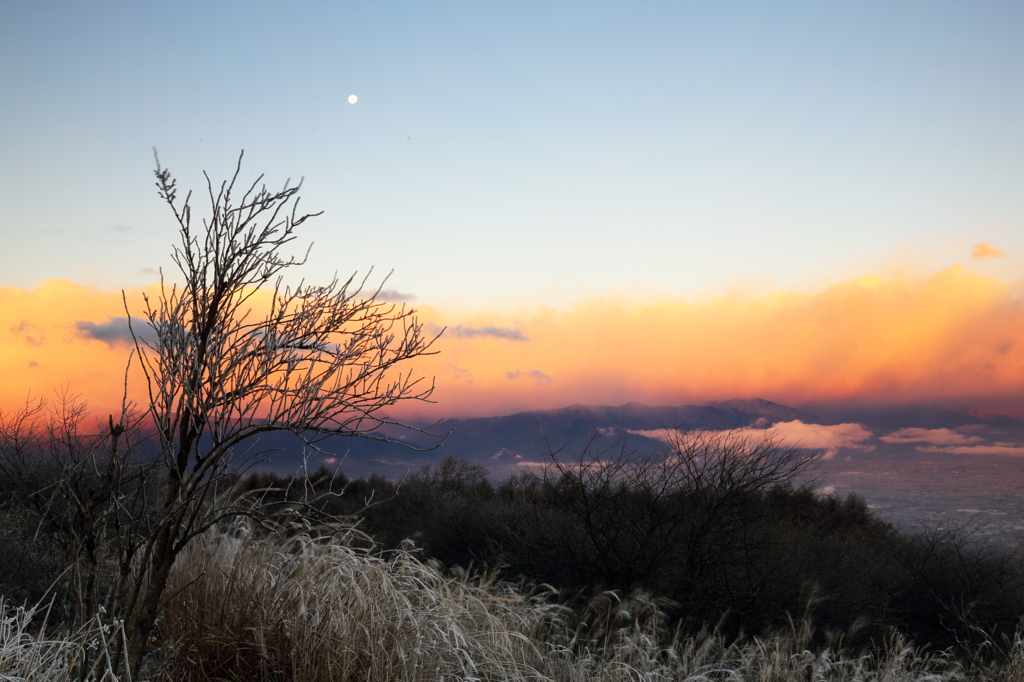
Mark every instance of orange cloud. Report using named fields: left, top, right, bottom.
left=746, top=421, right=874, bottom=458
left=407, top=265, right=1024, bottom=418
left=971, top=242, right=1006, bottom=259
left=5, top=265, right=1024, bottom=423
left=0, top=279, right=152, bottom=419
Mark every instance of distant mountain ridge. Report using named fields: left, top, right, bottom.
left=258, top=398, right=830, bottom=475
left=253, top=398, right=1019, bottom=477
left=714, top=398, right=827, bottom=426
left=426, top=398, right=823, bottom=460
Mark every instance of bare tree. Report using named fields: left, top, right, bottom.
left=107, top=151, right=441, bottom=671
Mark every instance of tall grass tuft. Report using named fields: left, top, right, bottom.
left=159, top=523, right=554, bottom=681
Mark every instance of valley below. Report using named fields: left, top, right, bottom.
left=817, top=456, right=1024, bottom=549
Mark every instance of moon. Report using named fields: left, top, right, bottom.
left=347, top=94, right=358, bottom=104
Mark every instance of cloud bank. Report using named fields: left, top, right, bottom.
left=880, top=427, right=983, bottom=446
left=413, top=265, right=1024, bottom=417
left=751, top=421, right=874, bottom=458
left=4, top=264, right=1024, bottom=422
left=627, top=421, right=873, bottom=458
left=0, top=280, right=154, bottom=415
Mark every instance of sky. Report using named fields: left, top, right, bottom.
left=2, top=2, right=1024, bottom=422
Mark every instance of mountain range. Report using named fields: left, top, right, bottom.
left=252, top=398, right=1018, bottom=478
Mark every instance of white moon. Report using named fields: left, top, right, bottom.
left=347, top=94, right=358, bottom=104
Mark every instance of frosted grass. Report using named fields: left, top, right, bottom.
left=4, top=524, right=1023, bottom=681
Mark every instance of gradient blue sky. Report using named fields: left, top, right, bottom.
left=2, top=2, right=1023, bottom=307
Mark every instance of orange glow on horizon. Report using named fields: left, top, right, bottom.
left=3, top=265, right=1024, bottom=422
left=405, top=264, right=1024, bottom=418
left=0, top=279, right=153, bottom=420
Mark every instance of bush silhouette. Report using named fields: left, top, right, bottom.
left=287, top=437, right=1024, bottom=658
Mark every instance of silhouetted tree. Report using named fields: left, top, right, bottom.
left=112, top=151, right=443, bottom=671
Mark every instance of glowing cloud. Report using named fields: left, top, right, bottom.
left=971, top=242, right=1006, bottom=259
left=877, top=426, right=1024, bottom=457
left=746, top=421, right=874, bottom=458
left=880, top=427, right=983, bottom=446
left=626, top=421, right=873, bottom=458
left=409, top=264, right=1024, bottom=418
left=0, top=280, right=152, bottom=417
left=5, top=264, right=1024, bottom=423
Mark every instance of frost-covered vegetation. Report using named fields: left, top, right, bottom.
left=4, top=520, right=1024, bottom=682
left=4, top=441, right=1024, bottom=681
left=240, top=444, right=1024, bottom=658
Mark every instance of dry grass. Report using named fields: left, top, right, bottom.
left=5, top=523, right=1024, bottom=681
left=0, top=598, right=125, bottom=682
left=156, top=523, right=1023, bottom=682
left=159, top=525, right=554, bottom=681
